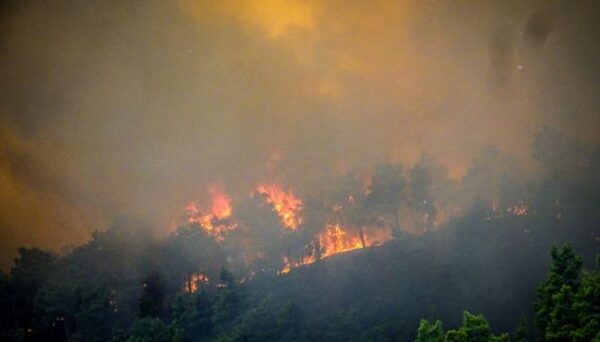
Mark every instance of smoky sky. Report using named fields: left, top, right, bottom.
left=0, top=0, right=599, bottom=269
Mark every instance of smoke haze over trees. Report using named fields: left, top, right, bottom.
left=0, top=0, right=599, bottom=341
left=1, top=0, right=599, bottom=268
left=0, top=123, right=599, bottom=340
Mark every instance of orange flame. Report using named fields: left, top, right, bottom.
left=280, top=225, right=369, bottom=274
left=281, top=223, right=392, bottom=274
left=180, top=185, right=235, bottom=238
left=256, top=183, right=302, bottom=229
left=174, top=182, right=394, bottom=276
left=281, top=254, right=316, bottom=274
left=320, top=224, right=363, bottom=257
left=184, top=273, right=209, bottom=293
left=209, top=185, right=232, bottom=220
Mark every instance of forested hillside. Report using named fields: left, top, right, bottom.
left=2, top=1, right=600, bottom=341
left=1, top=127, right=599, bottom=340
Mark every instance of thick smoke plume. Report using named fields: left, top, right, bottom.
left=0, top=0, right=599, bottom=268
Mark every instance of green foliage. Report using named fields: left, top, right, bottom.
left=535, top=243, right=582, bottom=340
left=162, top=225, right=225, bottom=289
left=139, top=273, right=166, bottom=319
left=571, top=268, right=600, bottom=341
left=127, top=317, right=172, bottom=342
left=2, top=132, right=600, bottom=342
left=533, top=244, right=600, bottom=341
left=459, top=311, right=508, bottom=341
left=416, top=312, right=509, bottom=342
left=211, top=268, right=241, bottom=335
left=414, top=245, right=599, bottom=342
left=171, top=291, right=213, bottom=341
left=73, top=285, right=115, bottom=341
left=10, top=248, right=57, bottom=338
left=322, top=308, right=366, bottom=341
left=416, top=319, right=444, bottom=342
left=511, top=317, right=527, bottom=342
left=222, top=300, right=305, bottom=342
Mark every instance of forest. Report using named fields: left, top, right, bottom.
left=1, top=1, right=599, bottom=340
left=0, top=127, right=598, bottom=341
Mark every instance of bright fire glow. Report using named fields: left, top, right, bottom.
left=208, top=185, right=233, bottom=220
left=180, top=185, right=235, bottom=239
left=174, top=182, right=394, bottom=276
left=256, top=184, right=303, bottom=229
left=320, top=224, right=363, bottom=257
left=281, top=224, right=392, bottom=274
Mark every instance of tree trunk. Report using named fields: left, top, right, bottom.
left=359, top=227, right=367, bottom=248
left=314, top=236, right=322, bottom=262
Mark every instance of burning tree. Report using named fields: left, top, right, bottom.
left=299, top=195, right=329, bottom=262
left=329, top=173, right=371, bottom=248
left=234, top=194, right=288, bottom=274
left=162, top=225, right=225, bottom=294
left=366, top=163, right=407, bottom=237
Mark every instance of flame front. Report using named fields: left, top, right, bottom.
left=175, top=182, right=393, bottom=277
left=280, top=224, right=391, bottom=273
left=256, top=183, right=303, bottom=229
left=320, top=224, right=364, bottom=258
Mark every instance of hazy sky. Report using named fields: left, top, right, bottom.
left=0, top=0, right=598, bottom=268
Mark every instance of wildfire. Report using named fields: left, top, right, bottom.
left=280, top=255, right=316, bottom=274
left=180, top=185, right=235, bottom=238
left=174, top=181, right=394, bottom=277
left=184, top=273, right=209, bottom=293
left=281, top=224, right=392, bottom=274
left=255, top=183, right=303, bottom=229
left=208, top=185, right=233, bottom=220
left=320, top=224, right=363, bottom=258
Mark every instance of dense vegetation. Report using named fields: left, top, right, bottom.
left=416, top=243, right=599, bottom=342
left=0, top=127, right=599, bottom=341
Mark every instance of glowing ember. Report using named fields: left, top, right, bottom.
left=184, top=273, right=209, bottom=293
left=281, top=255, right=316, bottom=274
left=507, top=201, right=528, bottom=216
left=256, top=184, right=303, bottom=229
left=281, top=262, right=292, bottom=274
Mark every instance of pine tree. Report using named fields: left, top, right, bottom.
left=511, top=317, right=528, bottom=342
left=416, top=319, right=445, bottom=342
left=535, top=243, right=582, bottom=340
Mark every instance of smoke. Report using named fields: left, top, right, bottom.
left=0, top=0, right=598, bottom=268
